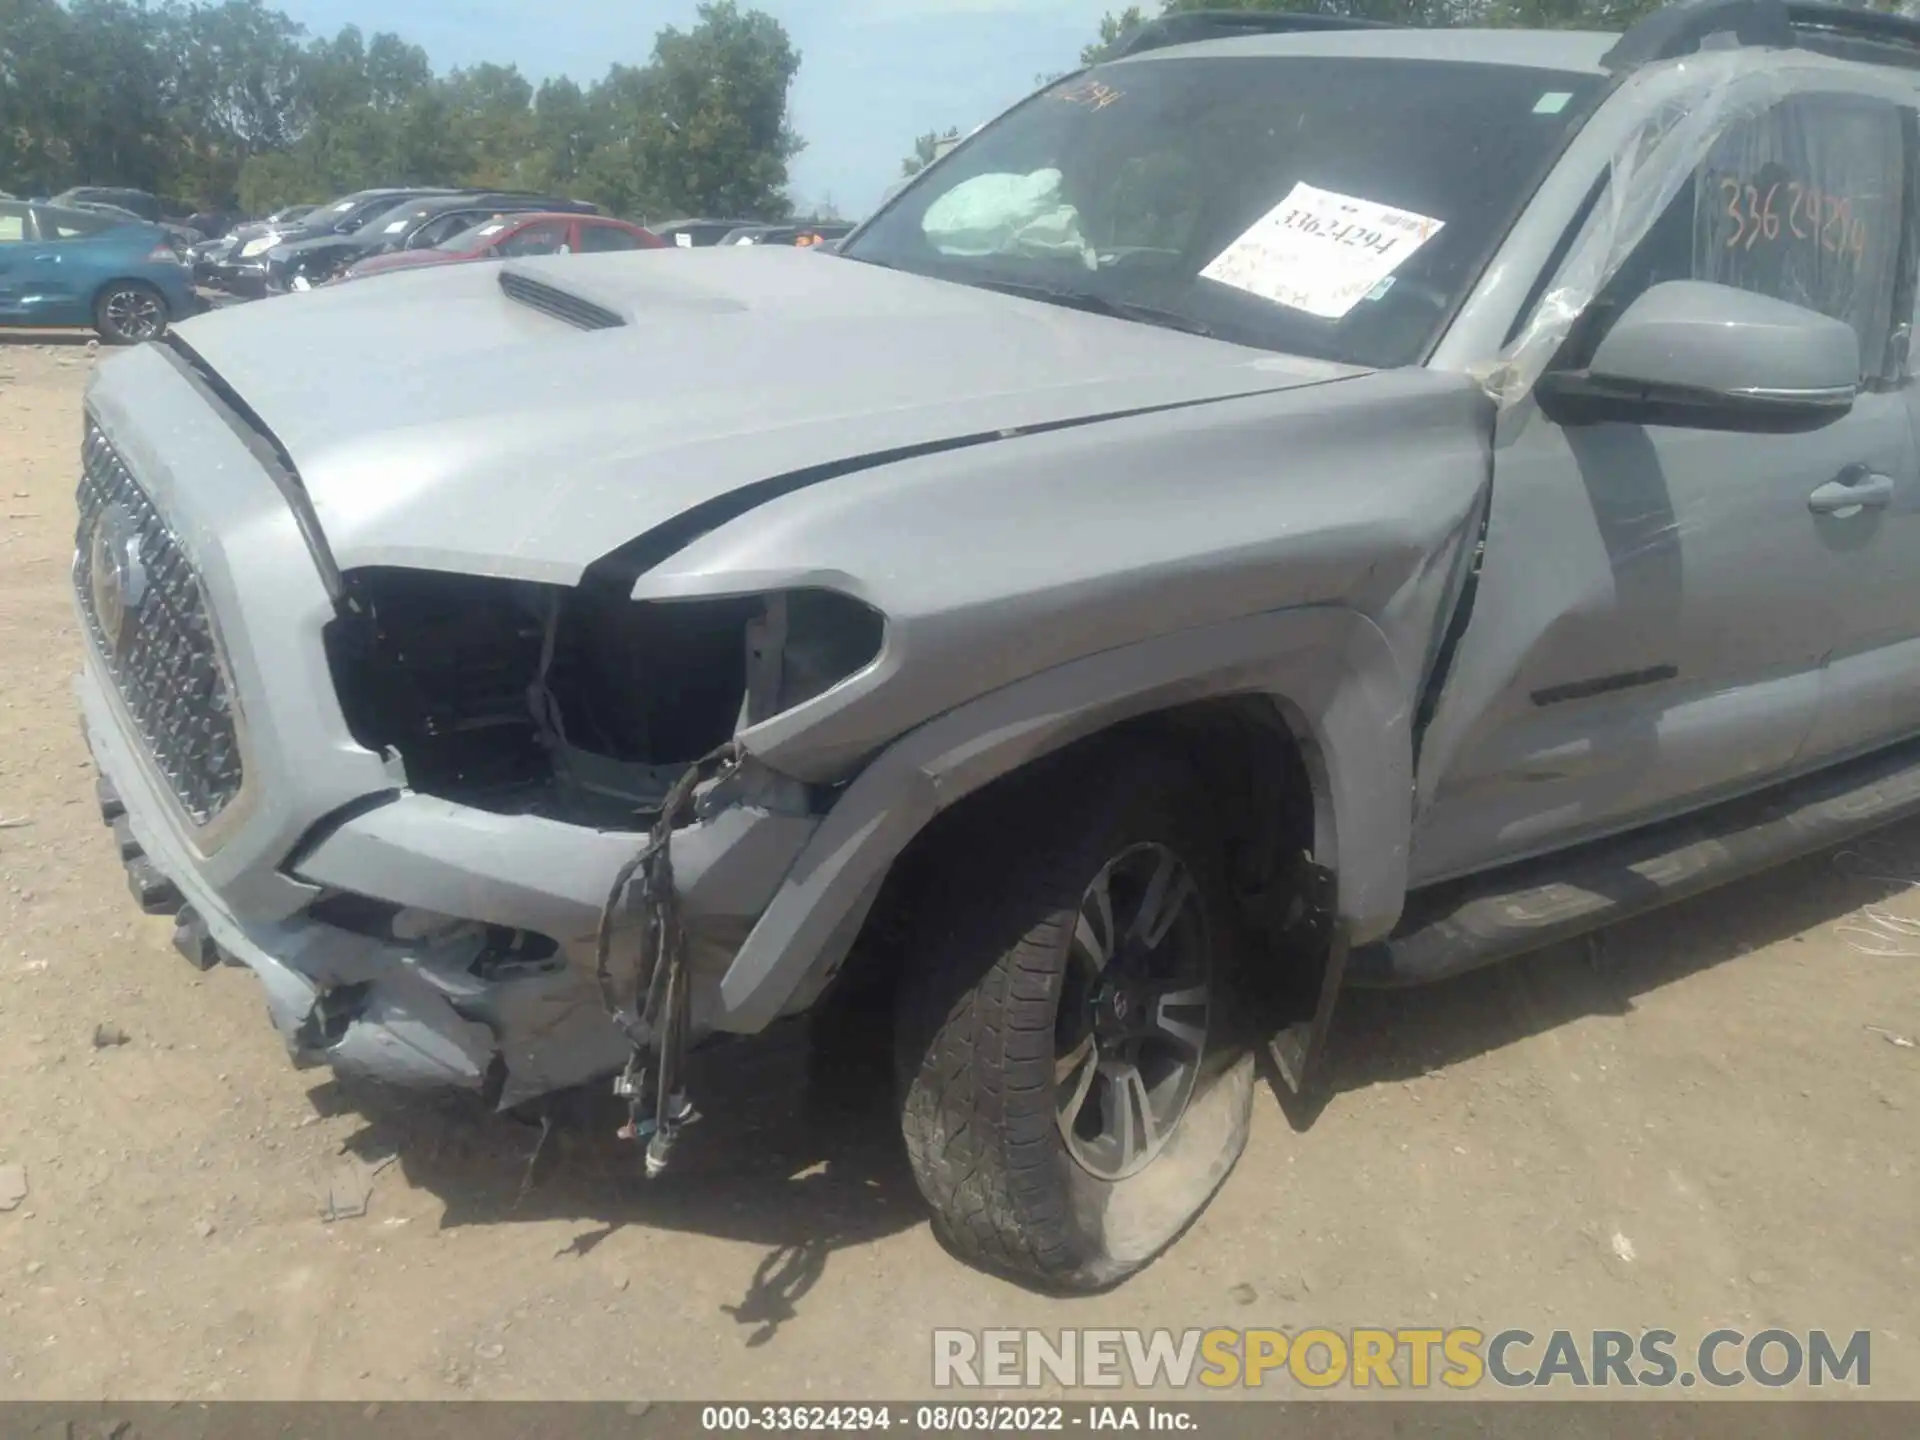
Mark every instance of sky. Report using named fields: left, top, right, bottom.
left=269, top=0, right=1119, bottom=217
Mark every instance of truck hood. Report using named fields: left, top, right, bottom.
left=169, top=247, right=1365, bottom=584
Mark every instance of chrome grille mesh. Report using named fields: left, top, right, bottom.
left=73, top=420, right=244, bottom=824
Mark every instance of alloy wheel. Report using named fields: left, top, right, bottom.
left=1054, top=841, right=1212, bottom=1181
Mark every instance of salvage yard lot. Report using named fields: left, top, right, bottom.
left=0, top=339, right=1916, bottom=1399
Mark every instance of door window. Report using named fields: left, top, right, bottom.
left=578, top=223, right=645, bottom=252
left=413, top=212, right=484, bottom=249
left=495, top=222, right=571, bottom=257
left=1564, top=93, right=1907, bottom=380
left=0, top=204, right=26, bottom=243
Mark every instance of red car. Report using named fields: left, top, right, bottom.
left=338, top=212, right=664, bottom=282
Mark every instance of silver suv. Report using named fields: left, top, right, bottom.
left=72, top=0, right=1920, bottom=1290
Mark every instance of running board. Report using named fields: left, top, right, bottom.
left=1348, top=734, right=1920, bottom=987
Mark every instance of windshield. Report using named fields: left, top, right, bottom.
left=843, top=55, right=1600, bottom=368
left=442, top=219, right=511, bottom=252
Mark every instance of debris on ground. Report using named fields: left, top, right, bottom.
left=92, top=1022, right=130, bottom=1049
left=0, top=1163, right=26, bottom=1212
left=320, top=1153, right=399, bottom=1222
left=194, top=1218, right=216, bottom=1239
left=1866, top=1024, right=1917, bottom=1049
left=1610, top=1231, right=1637, bottom=1263
left=0, top=815, right=32, bottom=829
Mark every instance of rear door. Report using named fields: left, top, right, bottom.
left=409, top=209, right=493, bottom=251
left=1414, top=87, right=1918, bottom=884
left=576, top=220, right=651, bottom=253
left=1815, top=94, right=1920, bottom=758
left=492, top=220, right=573, bottom=258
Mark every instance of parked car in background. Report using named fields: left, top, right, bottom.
left=200, top=188, right=465, bottom=297
left=268, top=193, right=603, bottom=292
left=339, top=212, right=664, bottom=283
left=50, top=186, right=164, bottom=224
left=720, top=221, right=855, bottom=248
left=0, top=198, right=195, bottom=341
left=652, top=218, right=759, bottom=247
left=183, top=209, right=247, bottom=241
left=66, top=201, right=205, bottom=252
left=224, top=203, right=317, bottom=244
left=189, top=203, right=322, bottom=283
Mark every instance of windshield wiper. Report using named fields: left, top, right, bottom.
left=971, top=279, right=1217, bottom=338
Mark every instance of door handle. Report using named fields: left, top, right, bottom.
left=30, top=254, right=57, bottom=263
left=1808, top=468, right=1895, bottom=517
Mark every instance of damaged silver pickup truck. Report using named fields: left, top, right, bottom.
left=72, top=0, right=1920, bottom=1290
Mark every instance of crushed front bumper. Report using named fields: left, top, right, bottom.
left=73, top=345, right=823, bottom=1110
left=79, top=662, right=818, bottom=1107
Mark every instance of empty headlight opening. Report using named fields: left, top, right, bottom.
left=322, top=567, right=882, bottom=824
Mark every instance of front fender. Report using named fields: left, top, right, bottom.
left=714, top=603, right=1412, bottom=1031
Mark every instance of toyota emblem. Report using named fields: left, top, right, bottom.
left=87, top=503, right=148, bottom=656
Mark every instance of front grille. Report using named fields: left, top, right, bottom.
left=74, top=420, right=244, bottom=825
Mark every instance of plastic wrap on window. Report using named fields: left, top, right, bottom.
left=1477, top=53, right=1899, bottom=406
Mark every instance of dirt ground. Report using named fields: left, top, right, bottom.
left=0, top=338, right=1916, bottom=1402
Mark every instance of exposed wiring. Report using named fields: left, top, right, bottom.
left=592, top=738, right=743, bottom=1176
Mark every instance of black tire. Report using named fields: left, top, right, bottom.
left=895, top=743, right=1255, bottom=1292
left=94, top=282, right=169, bottom=345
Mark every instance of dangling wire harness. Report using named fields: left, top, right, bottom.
left=593, top=739, right=743, bottom=1177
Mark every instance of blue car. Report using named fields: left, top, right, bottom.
left=0, top=198, right=200, bottom=344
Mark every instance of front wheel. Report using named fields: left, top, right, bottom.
left=895, top=745, right=1255, bottom=1291
left=94, top=283, right=169, bottom=345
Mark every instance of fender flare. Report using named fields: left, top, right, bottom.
left=713, top=603, right=1414, bottom=1031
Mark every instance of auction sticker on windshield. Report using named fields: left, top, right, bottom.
left=1200, top=182, right=1444, bottom=320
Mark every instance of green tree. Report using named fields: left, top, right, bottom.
left=1082, top=5, right=1148, bottom=63
left=628, top=1, right=803, bottom=219
left=529, top=75, right=595, bottom=188
left=443, top=62, right=537, bottom=186
left=159, top=0, right=310, bottom=203
left=0, top=0, right=807, bottom=221
left=899, top=126, right=959, bottom=178
left=0, top=0, right=80, bottom=193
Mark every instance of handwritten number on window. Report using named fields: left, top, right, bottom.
left=1720, top=175, right=1867, bottom=260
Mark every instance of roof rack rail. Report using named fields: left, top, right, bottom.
left=1602, top=0, right=1920, bottom=72
left=1105, top=8, right=1400, bottom=60
left=1785, top=0, right=1920, bottom=70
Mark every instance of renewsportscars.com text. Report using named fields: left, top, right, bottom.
left=932, top=1327, right=1872, bottom=1391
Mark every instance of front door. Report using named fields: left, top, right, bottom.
left=22, top=205, right=110, bottom=323
left=1413, top=88, right=1916, bottom=887
left=0, top=202, right=30, bottom=319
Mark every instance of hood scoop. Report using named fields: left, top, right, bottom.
left=498, top=265, right=628, bottom=331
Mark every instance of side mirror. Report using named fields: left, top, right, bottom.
left=1536, top=279, right=1859, bottom=432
